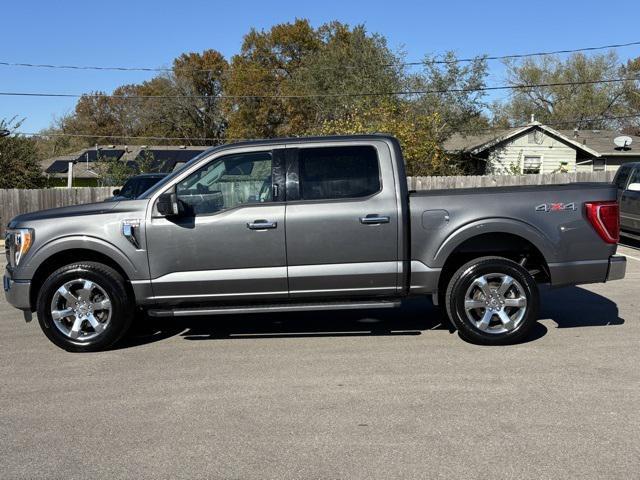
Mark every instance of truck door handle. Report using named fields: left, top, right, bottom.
left=247, top=219, right=277, bottom=230
left=360, top=214, right=390, bottom=225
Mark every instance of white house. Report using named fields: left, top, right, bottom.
left=444, top=121, right=640, bottom=174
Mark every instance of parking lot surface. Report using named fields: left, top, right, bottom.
left=1, top=243, right=639, bottom=479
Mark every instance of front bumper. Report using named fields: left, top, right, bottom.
left=606, top=255, right=626, bottom=282
left=3, top=269, right=31, bottom=310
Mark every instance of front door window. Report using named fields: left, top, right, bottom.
left=176, top=152, right=273, bottom=215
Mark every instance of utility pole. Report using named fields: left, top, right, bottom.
left=67, top=161, right=73, bottom=188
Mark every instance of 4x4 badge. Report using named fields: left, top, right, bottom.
left=535, top=202, right=577, bottom=212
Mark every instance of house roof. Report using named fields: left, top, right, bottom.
left=42, top=160, right=102, bottom=179
left=557, top=130, right=640, bottom=156
left=444, top=128, right=517, bottom=153
left=43, top=145, right=209, bottom=178
left=443, top=122, right=602, bottom=157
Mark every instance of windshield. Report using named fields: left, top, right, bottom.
left=138, top=148, right=213, bottom=199
left=118, top=176, right=164, bottom=199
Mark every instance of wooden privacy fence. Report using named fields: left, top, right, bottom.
left=0, top=171, right=616, bottom=236
left=0, top=187, right=114, bottom=236
left=406, top=171, right=616, bottom=190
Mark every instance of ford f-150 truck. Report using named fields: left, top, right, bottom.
left=613, top=161, right=640, bottom=237
left=4, top=135, right=626, bottom=351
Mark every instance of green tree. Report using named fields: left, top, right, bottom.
left=619, top=57, right=640, bottom=135
left=497, top=52, right=631, bottom=128
left=134, top=150, right=158, bottom=173
left=59, top=50, right=228, bottom=146
left=224, top=19, right=322, bottom=139
left=288, top=22, right=406, bottom=133
left=316, top=102, right=460, bottom=176
left=224, top=20, right=409, bottom=139
left=95, top=154, right=135, bottom=186
left=0, top=118, right=46, bottom=189
left=411, top=52, right=490, bottom=135
left=38, top=19, right=498, bottom=161
left=170, top=50, right=228, bottom=143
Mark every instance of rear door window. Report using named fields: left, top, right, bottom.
left=298, top=146, right=380, bottom=201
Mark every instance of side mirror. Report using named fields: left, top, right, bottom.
left=156, top=191, right=180, bottom=216
left=627, top=183, right=640, bottom=192
left=112, top=189, right=120, bottom=196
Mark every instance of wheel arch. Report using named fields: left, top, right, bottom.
left=434, top=219, right=555, bottom=266
left=435, top=221, right=553, bottom=294
left=29, top=245, right=135, bottom=312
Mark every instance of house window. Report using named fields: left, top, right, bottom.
left=523, top=156, right=541, bottom=174
left=593, top=159, right=606, bottom=172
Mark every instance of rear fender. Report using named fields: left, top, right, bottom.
left=432, top=218, right=556, bottom=268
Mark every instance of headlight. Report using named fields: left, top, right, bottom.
left=5, top=228, right=34, bottom=267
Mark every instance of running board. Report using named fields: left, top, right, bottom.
left=148, top=300, right=401, bottom=318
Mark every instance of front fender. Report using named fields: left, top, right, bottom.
left=18, top=235, right=141, bottom=281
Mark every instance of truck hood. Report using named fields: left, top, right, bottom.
left=9, top=201, right=127, bottom=228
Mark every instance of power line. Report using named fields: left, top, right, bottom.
left=1, top=41, right=639, bottom=73
left=0, top=76, right=637, bottom=101
left=14, top=113, right=640, bottom=143
left=18, top=132, right=240, bottom=142
left=417, top=40, right=640, bottom=66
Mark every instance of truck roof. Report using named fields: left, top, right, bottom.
left=203, top=134, right=399, bottom=154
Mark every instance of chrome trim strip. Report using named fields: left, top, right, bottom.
left=153, top=291, right=289, bottom=300
left=289, top=287, right=396, bottom=294
left=287, top=261, right=397, bottom=277
left=152, top=266, right=287, bottom=283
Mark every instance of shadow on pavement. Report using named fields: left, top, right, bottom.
left=118, top=297, right=445, bottom=349
left=116, top=285, right=622, bottom=350
left=539, top=285, right=624, bottom=328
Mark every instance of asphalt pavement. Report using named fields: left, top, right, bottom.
left=1, top=243, right=639, bottom=479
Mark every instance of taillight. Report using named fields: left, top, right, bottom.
left=585, top=201, right=619, bottom=244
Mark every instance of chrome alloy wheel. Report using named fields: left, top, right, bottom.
left=463, top=273, right=527, bottom=334
left=50, top=278, right=112, bottom=341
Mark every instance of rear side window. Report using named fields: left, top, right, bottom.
left=298, top=146, right=380, bottom=200
left=614, top=166, right=632, bottom=189
left=629, top=167, right=640, bottom=185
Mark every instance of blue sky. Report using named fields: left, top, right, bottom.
left=2, top=0, right=640, bottom=132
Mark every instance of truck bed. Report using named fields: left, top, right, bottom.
left=408, top=181, right=618, bottom=289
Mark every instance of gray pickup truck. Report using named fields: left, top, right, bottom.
left=613, top=161, right=640, bottom=237
left=4, top=135, right=626, bottom=351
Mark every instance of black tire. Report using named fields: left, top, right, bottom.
left=36, top=262, right=134, bottom=352
left=444, top=256, right=539, bottom=345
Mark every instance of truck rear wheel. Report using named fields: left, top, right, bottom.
left=444, top=256, right=539, bottom=345
left=36, top=262, right=134, bottom=352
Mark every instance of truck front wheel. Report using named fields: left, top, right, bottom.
left=36, top=262, right=134, bottom=352
left=444, top=256, right=539, bottom=345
